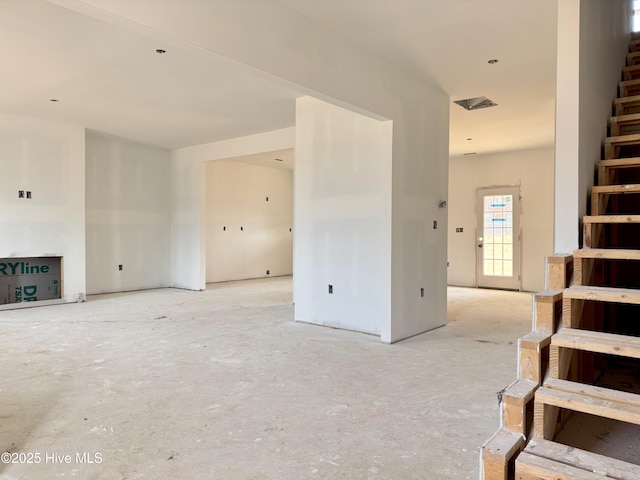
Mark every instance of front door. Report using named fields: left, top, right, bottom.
left=476, top=186, right=521, bottom=290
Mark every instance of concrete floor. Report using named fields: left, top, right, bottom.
left=0, top=277, right=532, bottom=480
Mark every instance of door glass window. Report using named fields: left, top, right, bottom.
left=483, top=194, right=513, bottom=277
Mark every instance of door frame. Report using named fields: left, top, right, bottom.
left=476, top=185, right=522, bottom=291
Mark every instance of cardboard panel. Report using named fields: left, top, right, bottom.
left=0, top=257, right=61, bottom=304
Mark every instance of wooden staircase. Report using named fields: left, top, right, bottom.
left=481, top=36, right=640, bottom=480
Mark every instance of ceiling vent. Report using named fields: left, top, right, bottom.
left=453, top=96, right=498, bottom=111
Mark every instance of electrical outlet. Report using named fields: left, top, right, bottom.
left=18, top=190, right=24, bottom=198
left=455, top=227, right=464, bottom=233
left=118, top=264, right=123, bottom=271
left=26, top=191, right=32, bottom=199
left=266, top=270, right=270, bottom=275
left=433, top=221, right=438, bottom=229
left=420, top=288, right=424, bottom=298
left=328, top=285, right=333, bottom=294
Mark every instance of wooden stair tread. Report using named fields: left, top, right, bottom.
left=592, top=184, right=640, bottom=194
left=481, top=428, right=525, bottom=478
left=623, top=64, right=640, bottom=80
left=597, top=157, right=640, bottom=168
left=516, top=450, right=613, bottom=479
left=573, top=248, right=640, bottom=260
left=534, top=289, right=562, bottom=301
left=503, top=379, right=538, bottom=402
left=563, top=285, right=640, bottom=305
left=552, top=327, right=640, bottom=359
left=519, top=331, right=552, bottom=349
left=482, top=428, right=524, bottom=457
left=620, top=79, right=640, bottom=88
left=619, top=79, right=640, bottom=98
left=583, top=215, right=640, bottom=224
left=604, top=133, right=640, bottom=145
left=522, top=438, right=640, bottom=479
left=537, top=378, right=640, bottom=424
left=627, top=51, right=640, bottom=64
left=610, top=112, right=640, bottom=124
left=614, top=95, right=640, bottom=116
left=615, top=94, right=640, bottom=105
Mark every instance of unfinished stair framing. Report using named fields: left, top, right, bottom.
left=481, top=34, right=640, bottom=479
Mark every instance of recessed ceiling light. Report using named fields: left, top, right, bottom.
left=274, top=158, right=284, bottom=162
left=488, top=59, right=499, bottom=64
left=155, top=49, right=167, bottom=54
left=50, top=99, right=59, bottom=102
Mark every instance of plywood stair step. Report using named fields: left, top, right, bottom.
left=535, top=378, right=640, bottom=441
left=614, top=95, right=640, bottom=116
left=623, top=64, right=640, bottom=81
left=604, top=134, right=640, bottom=159
left=632, top=38, right=640, bottom=53
left=597, top=157, right=640, bottom=185
left=591, top=184, right=640, bottom=215
left=619, top=78, right=640, bottom=98
left=516, top=438, right=640, bottom=479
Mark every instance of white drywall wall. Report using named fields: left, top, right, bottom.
left=171, top=151, right=206, bottom=290
left=448, top=147, right=555, bottom=292
left=85, top=131, right=171, bottom=294
left=0, top=113, right=86, bottom=302
left=555, top=0, right=632, bottom=253
left=171, top=129, right=294, bottom=290
left=117, top=0, right=455, bottom=341
left=295, top=97, right=390, bottom=335
left=205, top=160, right=293, bottom=282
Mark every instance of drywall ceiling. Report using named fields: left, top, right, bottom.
left=0, top=0, right=558, bottom=156
left=278, top=0, right=559, bottom=157
left=0, top=0, right=301, bottom=149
